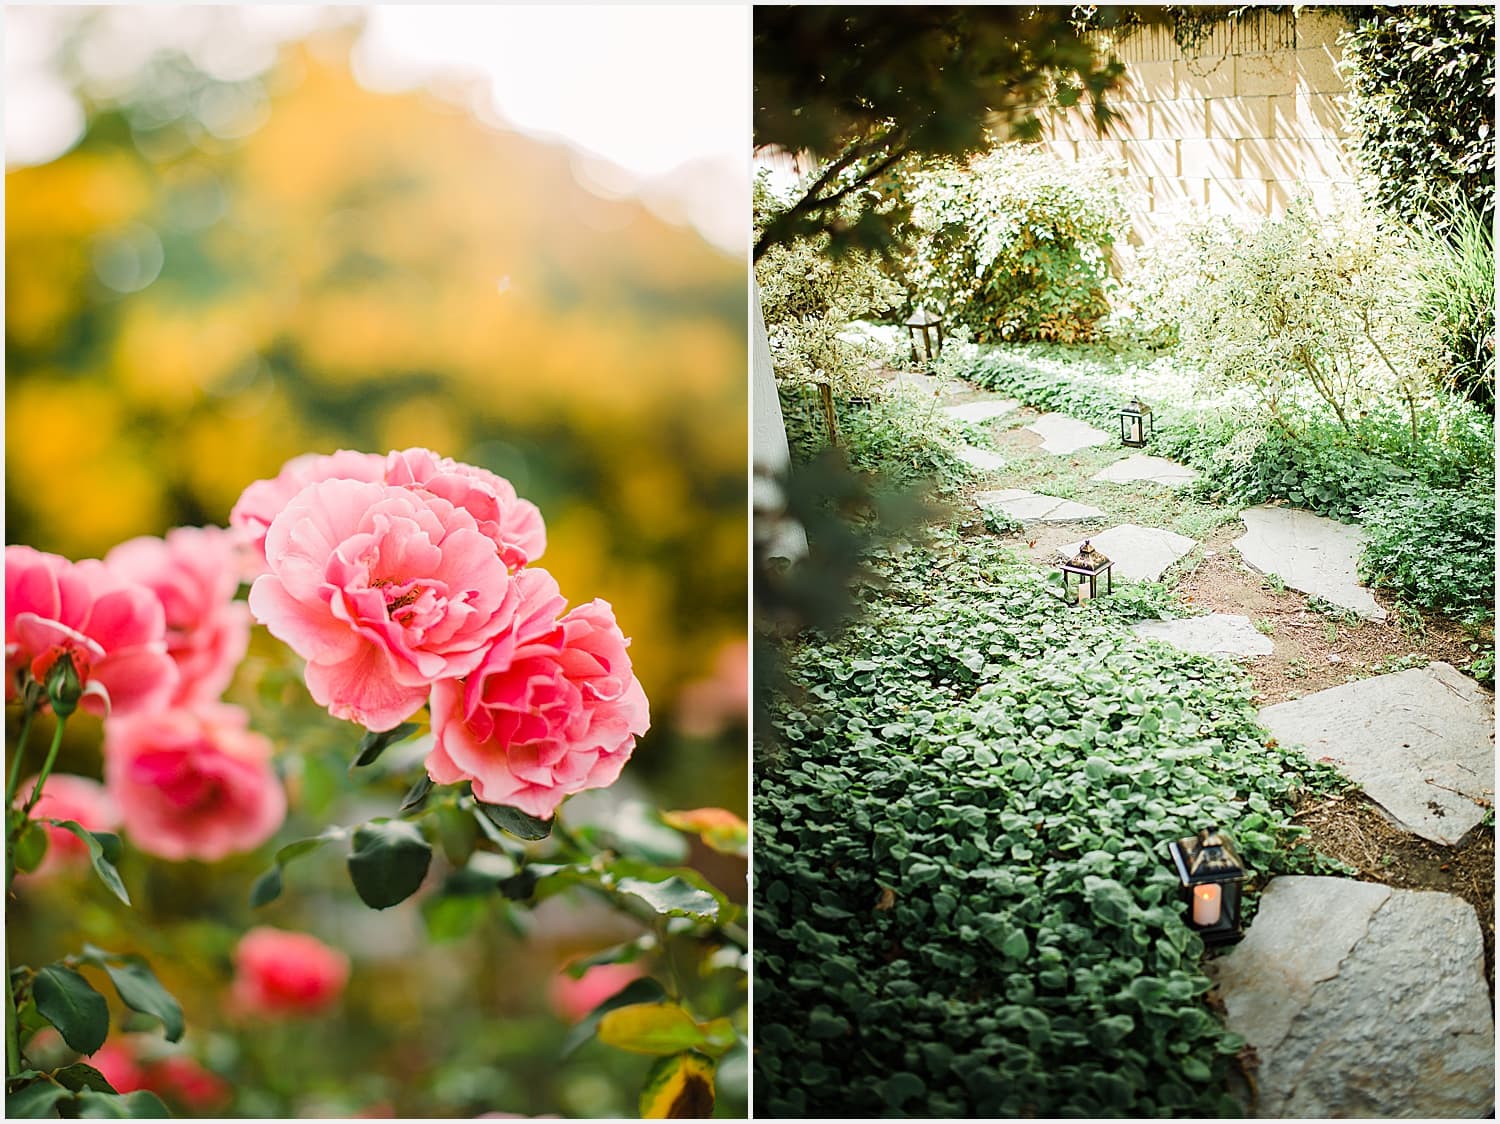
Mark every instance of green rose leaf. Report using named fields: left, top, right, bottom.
left=7, top=1081, right=73, bottom=1118
left=73, top=1089, right=172, bottom=1118
left=33, top=964, right=109, bottom=1055
left=99, top=958, right=184, bottom=1043
left=351, top=722, right=420, bottom=770
left=47, top=821, right=129, bottom=906
left=248, top=827, right=349, bottom=908
left=473, top=801, right=553, bottom=841
left=616, top=876, right=720, bottom=922
left=52, top=1061, right=118, bottom=1093
left=347, top=819, right=432, bottom=909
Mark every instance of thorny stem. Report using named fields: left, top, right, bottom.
left=20, top=719, right=68, bottom=822
left=4, top=689, right=42, bottom=813
left=5, top=688, right=45, bottom=1079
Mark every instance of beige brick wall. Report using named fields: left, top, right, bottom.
left=1028, top=8, right=1358, bottom=238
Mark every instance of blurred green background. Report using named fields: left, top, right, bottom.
left=7, top=7, right=747, bottom=1117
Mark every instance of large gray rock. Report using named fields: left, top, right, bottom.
left=1209, top=876, right=1494, bottom=1118
left=976, top=488, right=1104, bottom=524
left=1091, top=453, right=1200, bottom=488
left=1232, top=505, right=1386, bottom=620
left=1259, top=661, right=1494, bottom=844
left=954, top=445, right=1005, bottom=472
left=942, top=399, right=1018, bottom=424
left=1131, top=613, right=1273, bottom=658
left=1024, top=412, right=1112, bottom=455
left=1055, top=523, right=1197, bottom=583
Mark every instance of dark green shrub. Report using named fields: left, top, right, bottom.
left=1341, top=6, right=1496, bottom=226
left=904, top=148, right=1128, bottom=344
left=1358, top=484, right=1495, bottom=616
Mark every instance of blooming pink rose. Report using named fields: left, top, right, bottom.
left=548, top=962, right=645, bottom=1022
left=104, top=702, right=285, bottom=862
left=383, top=448, right=545, bottom=570
left=105, top=526, right=251, bottom=704
left=231, top=927, right=349, bottom=1017
left=13, top=774, right=120, bottom=878
left=230, top=450, right=387, bottom=575
left=5, top=546, right=177, bottom=717
left=248, top=479, right=518, bottom=731
left=427, top=568, right=649, bottom=818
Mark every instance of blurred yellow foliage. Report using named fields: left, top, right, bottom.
left=6, top=35, right=746, bottom=767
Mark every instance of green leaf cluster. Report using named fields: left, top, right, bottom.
left=754, top=533, right=1344, bottom=1117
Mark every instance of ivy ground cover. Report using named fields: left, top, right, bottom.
left=753, top=532, right=1343, bottom=1117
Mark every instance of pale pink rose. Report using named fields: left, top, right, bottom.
left=383, top=448, right=545, bottom=570
left=5, top=546, right=177, bottom=717
left=675, top=640, right=749, bottom=737
left=248, top=479, right=518, bottom=731
left=427, top=568, right=649, bottom=818
left=104, top=702, right=285, bottom=862
left=13, top=774, right=120, bottom=877
left=231, top=927, right=349, bottom=1017
left=105, top=526, right=251, bottom=704
left=548, top=962, right=645, bottom=1022
left=230, top=450, right=387, bottom=575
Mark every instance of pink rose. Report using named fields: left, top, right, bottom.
left=231, top=927, right=349, bottom=1017
left=230, top=450, right=387, bottom=575
left=104, top=702, right=285, bottom=862
left=143, top=1054, right=232, bottom=1111
left=5, top=546, right=177, bottom=717
left=248, top=479, right=518, bottom=731
left=383, top=448, right=545, bottom=570
left=548, top=962, right=645, bottom=1022
left=427, top=568, right=649, bottom=818
left=90, top=1040, right=147, bottom=1093
left=105, top=526, right=251, bottom=704
left=12, top=774, right=120, bottom=877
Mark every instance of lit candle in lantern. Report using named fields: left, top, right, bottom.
left=1076, top=578, right=1092, bottom=604
left=1129, top=417, right=1142, bottom=444
left=1192, top=883, right=1222, bottom=926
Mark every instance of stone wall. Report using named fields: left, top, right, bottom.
left=1033, top=8, right=1358, bottom=237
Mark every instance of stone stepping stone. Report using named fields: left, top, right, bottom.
left=1055, top=523, right=1196, bottom=583
left=1258, top=661, right=1494, bottom=844
left=942, top=399, right=1018, bottom=424
left=1232, top=505, right=1385, bottom=621
left=1208, top=876, right=1493, bottom=1118
left=1131, top=613, right=1273, bottom=658
left=887, top=369, right=971, bottom=401
left=976, top=488, right=1104, bottom=524
left=1024, top=412, right=1112, bottom=455
left=954, top=445, right=1005, bottom=472
left=1091, top=453, right=1199, bottom=488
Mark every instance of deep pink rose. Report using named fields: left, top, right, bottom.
left=427, top=568, right=649, bottom=818
left=5, top=546, right=177, bottom=716
left=105, top=526, right=251, bottom=704
left=248, top=479, right=518, bottom=731
left=230, top=450, right=387, bottom=575
left=13, top=774, right=120, bottom=878
left=104, top=702, right=285, bottom=862
left=90, top=1040, right=147, bottom=1092
left=383, top=448, right=545, bottom=570
left=232, top=927, right=349, bottom=1017
left=548, top=962, right=645, bottom=1022
left=143, top=1054, right=232, bottom=1111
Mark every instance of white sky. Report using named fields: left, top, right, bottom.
left=4, top=4, right=749, bottom=252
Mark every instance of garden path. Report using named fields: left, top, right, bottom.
left=975, top=488, right=1103, bottom=523
left=925, top=371, right=1495, bottom=1116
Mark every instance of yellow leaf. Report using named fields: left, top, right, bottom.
left=661, top=808, right=748, bottom=857
left=639, top=1051, right=716, bottom=1119
left=598, top=1002, right=704, bottom=1056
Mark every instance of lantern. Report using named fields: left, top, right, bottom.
left=1119, top=398, right=1153, bottom=448
left=1167, top=826, right=1247, bottom=946
left=905, top=307, right=944, bottom=362
left=1060, top=540, right=1112, bottom=605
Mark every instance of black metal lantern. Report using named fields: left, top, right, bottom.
left=905, top=307, right=944, bottom=362
left=1167, top=826, right=1248, bottom=946
left=1059, top=540, right=1113, bottom=605
left=1119, top=398, right=1153, bottom=448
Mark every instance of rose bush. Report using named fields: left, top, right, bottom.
left=104, top=702, right=286, bottom=862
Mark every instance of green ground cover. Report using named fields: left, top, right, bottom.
left=754, top=531, right=1346, bottom=1117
